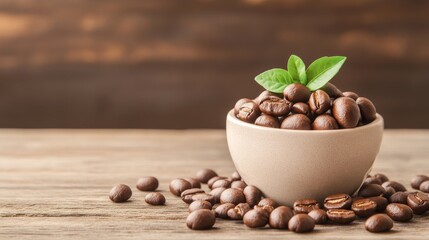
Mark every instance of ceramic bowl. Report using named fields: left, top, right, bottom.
left=226, top=110, right=384, bottom=206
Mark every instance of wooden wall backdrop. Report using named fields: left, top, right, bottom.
left=0, top=0, right=428, bottom=128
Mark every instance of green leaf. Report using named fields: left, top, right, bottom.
left=254, top=68, right=294, bottom=93
left=287, top=55, right=307, bottom=85
left=306, top=56, right=347, bottom=91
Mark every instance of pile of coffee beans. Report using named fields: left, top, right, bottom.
left=234, top=83, right=377, bottom=130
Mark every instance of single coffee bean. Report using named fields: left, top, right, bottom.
left=280, top=114, right=311, bottom=130
left=312, top=114, right=339, bottom=130
left=236, top=101, right=261, bottom=123
left=385, top=203, right=413, bottom=222
left=358, top=184, right=385, bottom=197
left=211, top=179, right=231, bottom=189
left=373, top=173, right=389, bottom=183
left=342, top=91, right=359, bottom=100
left=231, top=171, right=241, bottom=181
left=255, top=115, right=280, bottom=128
left=365, top=214, right=393, bottom=233
left=389, top=192, right=410, bottom=204
left=189, top=200, right=212, bottom=212
left=254, top=90, right=283, bottom=104
left=181, top=188, right=205, bottom=203
left=420, top=181, right=429, bottom=193
left=109, top=184, right=132, bottom=203
left=407, top=191, right=429, bottom=214
left=352, top=198, right=377, bottom=218
left=184, top=178, right=201, bottom=189
left=382, top=181, right=406, bottom=192
left=227, top=203, right=251, bottom=220
left=288, top=214, right=315, bottom=233
left=368, top=196, right=389, bottom=212
left=309, top=90, right=331, bottom=115
left=136, top=176, right=159, bottom=191
left=207, top=176, right=227, bottom=189
left=243, top=185, right=262, bottom=207
left=324, top=193, right=352, bottom=209
left=186, top=209, right=216, bottom=230
left=321, top=83, right=344, bottom=98
left=234, top=98, right=253, bottom=115
left=195, top=169, right=218, bottom=184
left=268, top=206, right=294, bottom=229
left=145, top=192, right=166, bottom=206
left=332, top=97, right=360, bottom=128
left=215, top=203, right=235, bottom=218
left=209, top=187, right=227, bottom=204
left=291, top=102, right=311, bottom=116
left=384, top=186, right=396, bottom=199
left=283, top=83, right=311, bottom=103
left=326, top=209, right=356, bottom=224
left=259, top=198, right=280, bottom=209
left=411, top=175, right=429, bottom=190
left=190, top=193, right=216, bottom=205
left=356, top=97, right=377, bottom=123
left=293, top=199, right=319, bottom=214
left=231, top=180, right=247, bottom=190
left=220, top=188, right=246, bottom=205
left=308, top=209, right=328, bottom=224
left=364, top=177, right=383, bottom=185
left=243, top=209, right=269, bottom=228
left=259, top=96, right=292, bottom=116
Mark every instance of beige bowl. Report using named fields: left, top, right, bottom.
left=226, top=110, right=384, bottom=206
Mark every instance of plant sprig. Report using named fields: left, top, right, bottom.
left=255, top=55, right=346, bottom=93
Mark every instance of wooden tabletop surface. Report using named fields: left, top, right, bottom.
left=0, top=129, right=428, bottom=239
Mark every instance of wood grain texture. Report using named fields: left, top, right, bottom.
left=0, top=129, right=429, bottom=239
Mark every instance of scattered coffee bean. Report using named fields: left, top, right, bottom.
left=231, top=180, right=247, bottom=190
left=227, top=203, right=251, bottom=220
left=308, top=209, right=328, bottom=224
left=236, top=101, right=261, bottom=123
left=364, top=177, right=383, bottom=185
left=189, top=200, right=212, bottom=212
left=352, top=198, right=377, bottom=218
left=145, top=192, right=166, bottom=206
left=190, top=193, right=216, bottom=205
left=207, top=176, right=227, bottom=189
left=259, top=96, right=291, bottom=116
left=288, top=214, right=315, bottom=233
left=294, top=199, right=319, bottom=213
left=365, top=214, right=393, bottom=233
left=215, top=203, right=235, bottom=219
left=309, top=90, right=331, bottom=115
left=407, top=191, right=429, bottom=214
left=255, top=114, right=280, bottom=128
left=280, top=114, right=311, bottom=130
left=109, top=184, right=132, bottom=203
left=358, top=184, right=385, bottom=197
left=231, top=171, right=241, bottom=181
left=312, top=114, right=339, bottom=130
left=411, top=175, right=429, bottom=190
left=326, top=209, right=356, bottom=224
left=283, top=83, right=311, bottom=103
left=186, top=209, right=216, bottom=230
left=389, top=192, right=410, bottom=204
left=356, top=97, right=377, bottom=123
left=291, top=102, right=311, bottom=116
left=332, top=97, right=360, bottom=128
left=343, top=91, right=359, bottom=100
left=373, top=173, right=389, bottom=183
left=234, top=98, right=253, bottom=115
left=220, top=188, right=246, bottom=205
left=383, top=186, right=396, bottom=199
left=385, top=203, right=414, bottom=222
left=243, top=185, right=262, bottom=207
left=258, top=198, right=280, bottom=209
left=382, top=181, right=406, bottom=192
left=419, top=181, right=429, bottom=193
left=195, top=169, right=218, bottom=184
left=209, top=187, right=227, bottom=204
left=268, top=206, right=294, bottom=229
left=368, top=196, right=389, bottom=212
left=211, top=179, right=231, bottom=189
left=184, top=178, right=201, bottom=189
left=321, top=83, right=344, bottom=98
left=243, top=209, right=269, bottom=228
left=324, top=193, right=352, bottom=209
left=136, top=176, right=159, bottom=191
left=180, top=188, right=205, bottom=204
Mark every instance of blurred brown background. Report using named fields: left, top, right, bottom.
left=0, top=0, right=428, bottom=129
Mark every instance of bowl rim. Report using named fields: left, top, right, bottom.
left=227, top=109, right=384, bottom=134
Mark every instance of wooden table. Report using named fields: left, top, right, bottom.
left=0, top=129, right=428, bottom=239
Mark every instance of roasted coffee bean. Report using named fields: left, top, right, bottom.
left=184, top=178, right=201, bottom=189
left=321, top=83, right=344, bottom=98
left=280, top=114, right=311, bottom=130
left=352, top=198, right=377, bottom=218
left=259, top=96, right=292, bottom=116
left=368, top=196, right=389, bottom=212
left=294, top=199, right=319, bottom=213
left=411, top=175, right=429, bottom=189
left=332, top=97, right=360, bottom=128
left=259, top=198, right=280, bottom=209
left=190, top=193, right=216, bottom=205
left=324, top=194, right=352, bottom=209
left=255, top=115, right=280, bottom=128
left=215, top=203, right=235, bottom=219
left=373, top=173, right=389, bottom=183
left=385, top=203, right=413, bottom=222
left=186, top=209, right=216, bottom=230
left=236, top=101, right=261, bottom=123
left=342, top=91, right=359, bottom=100
left=234, top=98, right=253, bottom=115
left=364, top=177, right=383, bottom=185
left=382, top=181, right=406, bottom=192
left=231, top=171, right=241, bottom=181
left=365, top=214, right=393, bottom=233
left=356, top=97, right=377, bottom=123
left=268, top=206, right=294, bottom=229
left=211, top=179, right=231, bottom=189
left=312, top=114, right=339, bottom=130
left=384, top=186, right=396, bottom=199
left=254, top=205, right=274, bottom=214
left=288, top=214, right=315, bottom=233
left=189, top=200, right=212, bottom=212
left=243, top=209, right=269, bottom=228
left=109, top=184, right=132, bottom=203
left=227, top=203, right=251, bottom=220
left=291, top=102, right=311, bottom=116
left=136, top=176, right=159, bottom=191
left=231, top=180, right=247, bottom=190
left=358, top=184, right=385, bottom=197
left=207, top=176, right=227, bottom=189
left=195, top=169, right=218, bottom=184
left=145, top=192, right=166, bottom=205
left=181, top=188, right=205, bottom=202
left=309, top=90, right=331, bottom=115
left=209, top=187, right=227, bottom=204
left=326, top=209, right=356, bottom=224
left=389, top=192, right=410, bottom=204
left=308, top=209, right=328, bottom=224
left=283, top=83, right=311, bottom=103
left=420, top=181, right=429, bottom=193
left=243, top=185, right=262, bottom=207
left=254, top=90, right=283, bottom=104
left=407, top=192, right=429, bottom=214
left=220, top=188, right=246, bottom=205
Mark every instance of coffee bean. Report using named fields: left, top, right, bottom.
left=368, top=196, right=389, bottom=212
left=215, top=203, right=235, bottom=219
left=220, top=188, right=246, bottom=205
left=255, top=115, right=280, bottom=128
left=234, top=98, right=253, bottom=115
left=309, top=90, right=331, bottom=115
left=258, top=198, right=280, bottom=209
left=190, top=193, right=216, bottom=205
left=326, top=209, right=356, bottom=224
left=186, top=209, right=216, bottom=230
left=195, top=169, right=218, bottom=184
left=291, top=102, right=311, bottom=116
left=293, top=199, right=319, bottom=214
left=231, top=180, right=247, bottom=190
left=207, top=176, right=227, bottom=189
left=227, top=203, right=251, bottom=220
left=254, top=90, right=283, bottom=105
left=181, top=188, right=205, bottom=204
left=382, top=181, right=406, bottom=192
left=211, top=179, right=231, bottom=189
left=356, top=97, right=377, bottom=123
left=243, top=209, right=269, bottom=228
left=136, top=176, right=159, bottom=191
left=365, top=214, right=393, bottom=233
left=373, top=173, right=389, bottom=183
left=312, top=114, right=339, bottom=130
left=209, top=187, right=226, bottom=204
left=385, top=203, right=414, bottom=222
left=352, top=198, right=377, bottom=218
left=420, top=181, right=429, bottom=193
left=358, top=184, right=385, bottom=197
left=243, top=185, right=262, bottom=207
left=283, top=83, right=311, bottom=103
left=324, top=193, right=352, bottom=209
left=259, top=96, right=292, bottom=116
left=189, top=200, right=212, bottom=212
left=389, top=192, right=410, bottom=204
left=384, top=186, right=396, bottom=199
left=184, top=178, right=201, bottom=189
left=407, top=191, right=429, bottom=214
left=288, top=214, right=315, bottom=233
left=109, top=184, right=132, bottom=203
left=231, top=171, right=241, bottom=181
left=145, top=192, right=166, bottom=205
left=342, top=91, right=359, bottom=100
left=332, top=97, right=360, bottom=128
left=411, top=175, right=429, bottom=189
left=308, top=209, right=328, bottom=224
left=321, top=83, right=344, bottom=98
left=280, top=114, right=311, bottom=130
left=364, top=177, right=383, bottom=185
left=236, top=101, right=261, bottom=123
left=268, top=206, right=293, bottom=229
